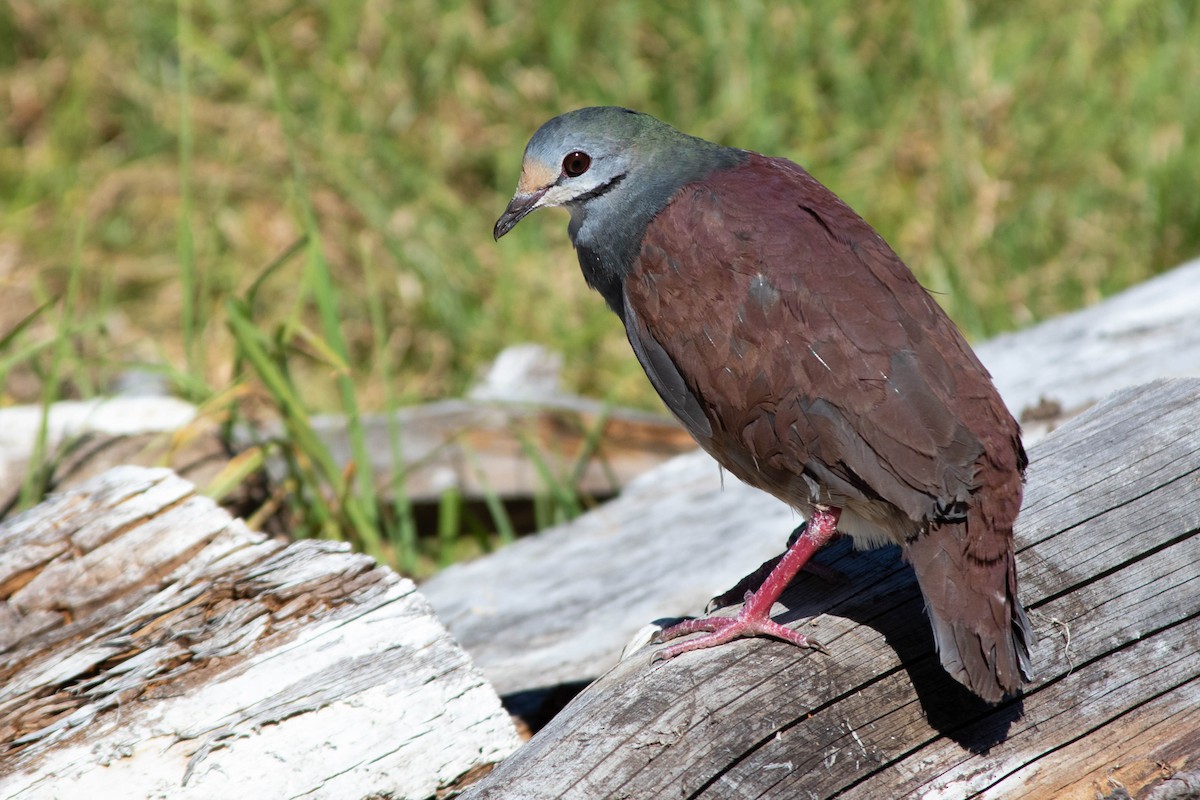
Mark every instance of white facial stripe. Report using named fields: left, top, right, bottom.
left=536, top=184, right=580, bottom=209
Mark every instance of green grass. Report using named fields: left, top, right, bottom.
left=1, top=1, right=1198, bottom=569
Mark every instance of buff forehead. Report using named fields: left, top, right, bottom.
left=516, top=158, right=559, bottom=194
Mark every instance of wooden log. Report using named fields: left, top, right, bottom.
left=1, top=262, right=1195, bottom=797
left=0, top=466, right=520, bottom=799
left=457, top=378, right=1200, bottom=799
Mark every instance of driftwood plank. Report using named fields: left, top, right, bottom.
left=0, top=466, right=519, bottom=799
left=426, top=453, right=790, bottom=696
left=0, top=397, right=225, bottom=516
left=977, top=256, right=1200, bottom=427
left=457, top=378, right=1200, bottom=799
left=299, top=394, right=694, bottom=503
left=0, top=360, right=695, bottom=512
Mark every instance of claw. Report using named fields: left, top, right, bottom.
left=651, top=610, right=822, bottom=662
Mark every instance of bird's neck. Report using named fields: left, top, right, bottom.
left=567, top=142, right=746, bottom=320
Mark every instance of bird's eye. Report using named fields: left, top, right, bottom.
left=562, top=151, right=591, bottom=178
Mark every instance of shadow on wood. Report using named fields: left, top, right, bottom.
left=687, top=536, right=1025, bottom=752
left=774, top=540, right=1027, bottom=752
left=461, top=379, right=1200, bottom=799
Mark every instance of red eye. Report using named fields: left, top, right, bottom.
left=562, top=151, right=591, bottom=178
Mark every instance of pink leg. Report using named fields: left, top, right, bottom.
left=706, top=525, right=848, bottom=614
left=653, top=505, right=842, bottom=660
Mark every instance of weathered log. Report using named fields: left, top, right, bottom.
left=457, top=378, right=1200, bottom=799
left=1, top=261, right=1196, bottom=799
left=0, top=466, right=520, bottom=799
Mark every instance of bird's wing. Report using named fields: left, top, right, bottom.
left=623, top=296, right=713, bottom=440
left=623, top=154, right=1024, bottom=536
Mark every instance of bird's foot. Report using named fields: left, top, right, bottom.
left=652, top=505, right=843, bottom=662
left=651, top=601, right=826, bottom=661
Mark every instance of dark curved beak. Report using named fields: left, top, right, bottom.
left=493, top=188, right=548, bottom=240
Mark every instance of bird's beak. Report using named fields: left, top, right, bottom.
left=493, top=187, right=549, bottom=241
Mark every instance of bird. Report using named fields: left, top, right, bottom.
left=493, top=106, right=1033, bottom=703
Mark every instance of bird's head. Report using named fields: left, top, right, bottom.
left=493, top=107, right=671, bottom=241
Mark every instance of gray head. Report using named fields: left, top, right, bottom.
left=494, top=108, right=660, bottom=238
left=493, top=107, right=743, bottom=312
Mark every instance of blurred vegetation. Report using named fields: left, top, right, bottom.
left=1, top=0, right=1198, bottom=568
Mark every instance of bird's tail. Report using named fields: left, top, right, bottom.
left=905, top=503, right=1033, bottom=704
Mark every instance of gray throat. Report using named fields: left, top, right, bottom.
left=567, top=145, right=746, bottom=320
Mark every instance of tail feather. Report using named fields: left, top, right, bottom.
left=905, top=511, right=1033, bottom=704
